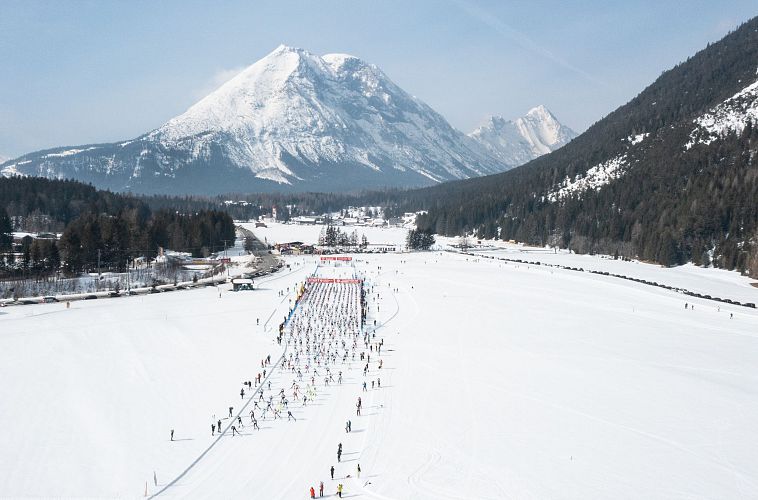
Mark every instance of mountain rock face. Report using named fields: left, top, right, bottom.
left=469, top=105, right=577, bottom=167
left=413, top=17, right=758, bottom=275
left=1, top=46, right=509, bottom=194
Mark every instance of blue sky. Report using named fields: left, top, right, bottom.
left=0, top=0, right=755, bottom=157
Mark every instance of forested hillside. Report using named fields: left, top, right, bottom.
left=0, top=177, right=235, bottom=276
left=407, top=17, right=758, bottom=276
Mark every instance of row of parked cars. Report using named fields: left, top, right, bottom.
left=2, top=278, right=228, bottom=307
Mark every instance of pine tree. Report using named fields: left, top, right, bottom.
left=0, top=207, right=12, bottom=252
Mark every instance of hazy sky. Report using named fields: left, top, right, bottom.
left=0, top=0, right=755, bottom=157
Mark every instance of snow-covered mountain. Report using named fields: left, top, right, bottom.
left=1, top=45, right=507, bottom=194
left=469, top=105, right=577, bottom=167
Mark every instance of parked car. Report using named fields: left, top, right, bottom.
left=43, top=296, right=59, bottom=303
left=108, top=291, right=120, bottom=298
left=84, top=295, right=98, bottom=300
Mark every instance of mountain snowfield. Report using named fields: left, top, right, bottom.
left=147, top=45, right=501, bottom=186
left=686, top=76, right=758, bottom=148
left=1, top=240, right=757, bottom=498
left=0, top=45, right=577, bottom=194
left=469, top=105, right=577, bottom=167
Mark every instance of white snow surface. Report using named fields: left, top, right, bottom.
left=239, top=221, right=409, bottom=247
left=686, top=78, right=758, bottom=148
left=627, top=132, right=649, bottom=145
left=2, top=236, right=758, bottom=498
left=148, top=45, right=501, bottom=183
left=469, top=105, right=577, bottom=167
left=1, top=162, right=27, bottom=177
left=466, top=241, right=758, bottom=304
left=547, top=154, right=626, bottom=202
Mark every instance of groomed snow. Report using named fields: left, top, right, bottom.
left=464, top=242, right=758, bottom=304
left=239, top=221, right=410, bottom=247
left=1, top=246, right=757, bottom=498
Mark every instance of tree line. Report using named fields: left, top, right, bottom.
left=0, top=178, right=235, bottom=278
left=318, top=225, right=369, bottom=248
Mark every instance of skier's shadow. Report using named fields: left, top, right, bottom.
left=172, top=438, right=194, bottom=442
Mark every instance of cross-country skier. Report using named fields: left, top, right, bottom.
left=240, top=388, right=245, bottom=399
left=337, top=483, right=343, bottom=498
left=231, top=425, right=238, bottom=436
left=319, top=481, right=324, bottom=497
left=330, top=466, right=335, bottom=480
left=170, top=429, right=174, bottom=441
left=288, top=410, right=296, bottom=421
left=357, top=463, right=361, bottom=478
left=229, top=406, right=233, bottom=417
left=211, top=423, right=215, bottom=436
left=310, top=486, right=315, bottom=498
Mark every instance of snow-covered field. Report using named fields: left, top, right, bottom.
left=240, top=221, right=410, bottom=247
left=466, top=244, right=758, bottom=304
left=1, top=243, right=758, bottom=498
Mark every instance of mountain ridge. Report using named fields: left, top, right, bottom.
left=3, top=45, right=546, bottom=194
left=469, top=105, right=577, bottom=166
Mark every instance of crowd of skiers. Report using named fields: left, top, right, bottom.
left=190, top=267, right=386, bottom=498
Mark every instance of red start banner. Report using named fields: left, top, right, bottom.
left=320, top=256, right=353, bottom=261
left=307, top=278, right=362, bottom=284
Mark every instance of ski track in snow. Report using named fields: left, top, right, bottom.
left=1, top=248, right=758, bottom=498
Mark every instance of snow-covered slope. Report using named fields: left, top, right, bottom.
left=469, top=105, right=577, bottom=167
left=4, top=46, right=506, bottom=194
left=686, top=77, right=758, bottom=148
